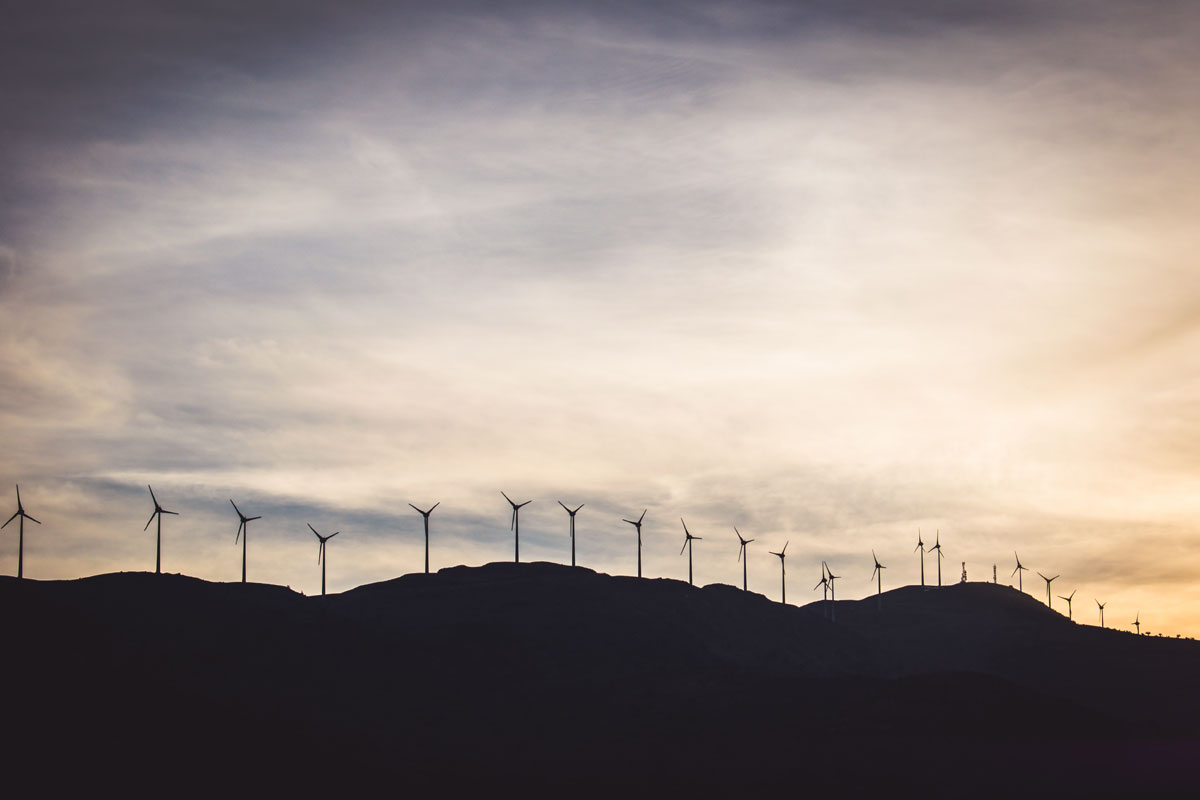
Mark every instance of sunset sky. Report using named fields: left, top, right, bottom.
left=2, top=1, right=1198, bottom=634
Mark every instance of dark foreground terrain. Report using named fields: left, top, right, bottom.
left=4, top=563, right=1199, bottom=796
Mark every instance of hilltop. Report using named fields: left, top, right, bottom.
left=2, top=563, right=1198, bottom=796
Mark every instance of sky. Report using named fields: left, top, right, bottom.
left=2, top=0, right=1199, bottom=634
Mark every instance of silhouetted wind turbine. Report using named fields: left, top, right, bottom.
left=814, top=562, right=829, bottom=600
left=144, top=485, right=178, bottom=575
left=680, top=518, right=701, bottom=586
left=1038, top=572, right=1059, bottom=608
left=1132, top=612, right=1140, bottom=635
left=501, top=492, right=531, bottom=563
left=3, top=485, right=40, bottom=579
left=408, top=502, right=439, bottom=574
left=230, top=499, right=261, bottom=584
left=915, top=530, right=926, bottom=587
left=308, top=524, right=339, bottom=597
left=769, top=541, right=788, bottom=603
left=558, top=501, right=584, bottom=567
left=1058, top=589, right=1076, bottom=620
left=870, top=550, right=886, bottom=609
left=824, top=561, right=840, bottom=621
left=1011, top=551, right=1028, bottom=592
left=1096, top=600, right=1106, bottom=628
left=735, top=527, right=754, bottom=591
left=929, top=530, right=944, bottom=586
left=622, top=510, right=647, bottom=578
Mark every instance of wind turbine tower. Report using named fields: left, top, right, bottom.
left=1058, top=589, right=1076, bottom=620
left=929, top=531, right=945, bottom=586
left=308, top=524, right=340, bottom=597
left=501, top=492, right=531, bottom=563
left=915, top=530, right=926, bottom=587
left=622, top=510, right=647, bottom=578
left=870, top=550, right=886, bottom=610
left=769, top=541, right=788, bottom=604
left=1011, top=552, right=1028, bottom=592
left=3, top=485, right=40, bottom=579
left=679, top=518, right=702, bottom=586
left=230, top=499, right=261, bottom=584
left=1038, top=572, right=1059, bottom=608
left=408, top=502, right=440, bottom=574
left=144, top=485, right=179, bottom=575
left=735, top=528, right=754, bottom=591
left=558, top=501, right=584, bottom=567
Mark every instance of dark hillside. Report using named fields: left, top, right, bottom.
left=2, top=563, right=1197, bottom=796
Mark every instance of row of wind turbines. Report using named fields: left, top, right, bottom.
left=2, top=484, right=1149, bottom=633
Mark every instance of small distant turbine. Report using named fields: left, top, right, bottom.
left=3, top=485, right=41, bottom=579
left=735, top=528, right=754, bottom=591
left=622, top=510, right=647, bottom=578
left=824, top=561, right=840, bottom=622
left=679, top=518, right=702, bottom=586
left=1132, top=612, right=1141, bottom=636
left=144, top=485, right=179, bottom=575
left=229, top=499, right=261, bottom=584
left=914, top=530, right=926, bottom=587
left=1037, top=572, right=1059, bottom=608
left=1096, top=600, right=1106, bottom=628
left=557, top=501, right=584, bottom=567
left=1011, top=552, right=1028, bottom=592
left=929, top=530, right=945, bottom=586
left=308, top=524, right=339, bottom=597
left=501, top=492, right=531, bottom=563
left=769, top=541, right=788, bottom=604
left=1058, top=589, right=1076, bottom=620
left=870, top=550, right=886, bottom=610
left=408, top=502, right=440, bottom=574
left=814, top=562, right=829, bottom=601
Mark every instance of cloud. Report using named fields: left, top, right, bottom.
left=2, top=1, right=1200, bottom=631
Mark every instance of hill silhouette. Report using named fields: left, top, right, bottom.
left=3, top=562, right=1198, bottom=796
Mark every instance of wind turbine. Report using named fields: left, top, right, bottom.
left=915, top=530, right=926, bottom=587
left=408, top=502, right=440, bottom=574
left=144, top=485, right=178, bottom=575
left=929, top=530, right=945, bottom=586
left=308, top=524, right=339, bottom=597
left=769, top=541, right=788, bottom=603
left=1011, top=552, right=1028, bottom=592
left=735, top=527, right=754, bottom=591
left=1132, top=612, right=1141, bottom=635
left=558, top=501, right=584, bottom=567
left=622, top=510, right=647, bottom=578
left=1096, top=600, right=1106, bottom=628
left=679, top=518, right=701, bottom=586
left=3, top=485, right=40, bottom=579
left=870, top=550, right=886, bottom=609
left=1037, top=572, right=1059, bottom=608
left=824, top=561, right=840, bottom=622
left=229, top=499, right=261, bottom=584
left=1058, top=589, right=1076, bottom=620
left=501, top=492, right=531, bottom=563
left=814, top=562, right=829, bottom=600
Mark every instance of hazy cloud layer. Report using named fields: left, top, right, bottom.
left=2, top=1, right=1199, bottom=634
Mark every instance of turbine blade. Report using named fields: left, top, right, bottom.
left=148, top=485, right=158, bottom=505
left=429, top=502, right=440, bottom=513
left=25, top=513, right=41, bottom=525
left=309, top=523, right=320, bottom=537
left=782, top=541, right=788, bottom=556
left=248, top=516, right=261, bottom=522
left=230, top=499, right=241, bottom=516
left=163, top=509, right=178, bottom=515
left=144, top=511, right=157, bottom=531
left=2, top=511, right=18, bottom=528
left=235, top=521, right=243, bottom=543
left=680, top=538, right=688, bottom=556
left=408, top=503, right=421, bottom=513
left=637, top=509, right=646, bottom=524
left=501, top=491, right=513, bottom=504
left=329, top=531, right=339, bottom=539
